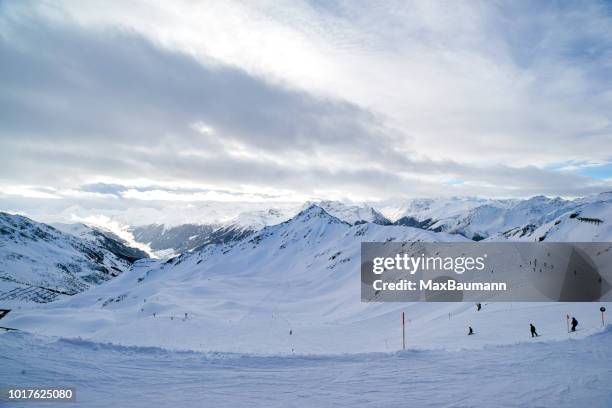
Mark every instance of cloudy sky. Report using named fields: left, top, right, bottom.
left=1, top=0, right=612, bottom=218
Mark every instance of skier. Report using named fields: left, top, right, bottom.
left=571, top=317, right=578, bottom=332
left=468, top=326, right=474, bottom=336
left=530, top=323, right=539, bottom=337
left=476, top=303, right=482, bottom=311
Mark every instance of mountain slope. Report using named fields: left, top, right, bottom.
left=4, top=201, right=611, bottom=354
left=26, top=204, right=607, bottom=355
left=0, top=213, right=139, bottom=303
left=54, top=222, right=149, bottom=262
left=2, top=205, right=469, bottom=351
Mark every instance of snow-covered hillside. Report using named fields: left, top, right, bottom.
left=4, top=205, right=610, bottom=355
left=0, top=213, right=144, bottom=303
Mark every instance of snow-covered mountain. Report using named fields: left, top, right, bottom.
left=127, top=202, right=389, bottom=257
left=314, top=200, right=391, bottom=225
left=503, top=192, right=612, bottom=242
left=3, top=198, right=611, bottom=408
left=54, top=222, right=150, bottom=262
left=379, top=196, right=489, bottom=225
left=5, top=203, right=610, bottom=355
left=0, top=213, right=145, bottom=303
left=380, top=196, right=580, bottom=240
left=129, top=208, right=295, bottom=258
left=3, top=205, right=467, bottom=351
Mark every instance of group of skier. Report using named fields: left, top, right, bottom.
left=468, top=303, right=579, bottom=337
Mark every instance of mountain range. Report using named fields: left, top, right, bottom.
left=1, top=193, right=610, bottom=309
left=3, top=198, right=611, bottom=354
left=124, top=193, right=612, bottom=256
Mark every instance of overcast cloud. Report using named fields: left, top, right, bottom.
left=1, top=0, right=612, bottom=216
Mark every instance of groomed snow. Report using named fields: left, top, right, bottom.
left=2, top=328, right=611, bottom=408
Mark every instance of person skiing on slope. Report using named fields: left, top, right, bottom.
left=530, top=323, right=539, bottom=337
left=571, top=317, right=578, bottom=332
left=476, top=303, right=482, bottom=311
left=468, top=326, right=474, bottom=335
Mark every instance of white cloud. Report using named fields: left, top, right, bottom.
left=0, top=0, right=611, bottom=207
left=48, top=0, right=612, bottom=167
left=2, top=186, right=62, bottom=200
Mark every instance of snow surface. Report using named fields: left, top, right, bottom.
left=1, top=328, right=611, bottom=408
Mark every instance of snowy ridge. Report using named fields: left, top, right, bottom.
left=127, top=202, right=387, bottom=256
left=506, top=192, right=612, bottom=242
left=382, top=195, right=582, bottom=240
left=310, top=200, right=391, bottom=225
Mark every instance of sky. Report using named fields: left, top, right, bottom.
left=1, top=0, right=612, bottom=222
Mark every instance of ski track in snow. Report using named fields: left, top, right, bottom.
left=1, top=329, right=611, bottom=408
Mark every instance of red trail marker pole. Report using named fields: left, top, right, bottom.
left=402, top=312, right=406, bottom=351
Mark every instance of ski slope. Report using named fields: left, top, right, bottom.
left=3, top=206, right=611, bottom=354
left=2, top=328, right=611, bottom=408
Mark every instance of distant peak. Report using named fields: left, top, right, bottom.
left=298, top=203, right=328, bottom=216
left=292, top=204, right=347, bottom=224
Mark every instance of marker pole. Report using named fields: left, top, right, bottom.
left=566, top=314, right=570, bottom=333
left=402, top=312, right=406, bottom=351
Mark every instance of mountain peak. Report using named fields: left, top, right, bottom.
left=301, top=201, right=391, bottom=225
left=294, top=204, right=342, bottom=222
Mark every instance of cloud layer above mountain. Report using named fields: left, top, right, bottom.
left=1, top=0, right=611, bottom=205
